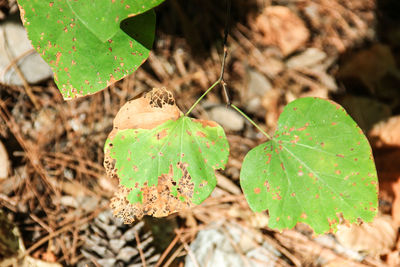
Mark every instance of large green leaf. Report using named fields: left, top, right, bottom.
left=18, top=0, right=165, bottom=99
left=240, top=97, right=378, bottom=234
left=105, top=116, right=229, bottom=205
left=66, top=0, right=164, bottom=42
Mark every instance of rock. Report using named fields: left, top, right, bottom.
left=246, top=69, right=272, bottom=114
left=0, top=21, right=53, bottom=86
left=286, top=48, right=327, bottom=69
left=186, top=227, right=243, bottom=267
left=0, top=141, right=10, bottom=179
left=208, top=106, right=245, bottom=132
left=247, top=69, right=272, bottom=98
left=246, top=97, right=262, bottom=115
left=313, top=235, right=363, bottom=262
left=185, top=222, right=279, bottom=267
left=246, top=247, right=279, bottom=266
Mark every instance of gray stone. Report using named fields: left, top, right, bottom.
left=246, top=97, right=262, bottom=115
left=246, top=247, right=279, bottom=267
left=185, top=222, right=278, bottom=267
left=209, top=106, right=245, bottom=132
left=245, top=69, right=271, bottom=114
left=0, top=21, right=53, bottom=85
left=286, top=48, right=327, bottom=69
left=186, top=227, right=243, bottom=267
left=247, top=69, right=272, bottom=98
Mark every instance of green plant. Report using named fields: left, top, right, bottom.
left=18, top=0, right=165, bottom=99
left=238, top=98, right=377, bottom=234
left=18, top=1, right=378, bottom=234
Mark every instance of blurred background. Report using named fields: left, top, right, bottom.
left=1, top=0, right=400, bottom=266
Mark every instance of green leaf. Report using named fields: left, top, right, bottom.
left=240, top=97, right=378, bottom=234
left=66, top=0, right=164, bottom=42
left=105, top=116, right=229, bottom=205
left=18, top=0, right=165, bottom=99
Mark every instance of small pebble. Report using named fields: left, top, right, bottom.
left=209, top=106, right=245, bottom=132
left=0, top=21, right=52, bottom=86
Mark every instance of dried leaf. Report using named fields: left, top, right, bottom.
left=368, top=116, right=400, bottom=222
left=369, top=116, right=400, bottom=148
left=104, top=89, right=229, bottom=223
left=336, top=215, right=397, bottom=257
left=110, top=165, right=194, bottom=223
left=338, top=44, right=400, bottom=94
left=254, top=6, right=309, bottom=56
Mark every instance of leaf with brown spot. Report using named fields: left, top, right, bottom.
left=104, top=89, right=229, bottom=222
left=240, top=97, right=378, bottom=234
left=18, top=0, right=165, bottom=99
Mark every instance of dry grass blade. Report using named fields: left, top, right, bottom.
left=155, top=234, right=180, bottom=267
left=163, top=244, right=184, bottom=267
left=0, top=0, right=395, bottom=266
left=19, top=204, right=107, bottom=259
left=176, top=229, right=200, bottom=267
left=2, top=30, right=40, bottom=109
left=0, top=100, right=56, bottom=193
left=135, top=230, right=147, bottom=267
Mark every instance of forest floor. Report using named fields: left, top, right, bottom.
left=1, top=0, right=400, bottom=266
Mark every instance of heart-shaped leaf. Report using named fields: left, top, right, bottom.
left=18, top=0, right=165, bottom=99
left=240, top=97, right=378, bottom=234
left=105, top=116, right=229, bottom=219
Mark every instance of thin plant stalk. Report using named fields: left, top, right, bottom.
left=230, top=104, right=272, bottom=140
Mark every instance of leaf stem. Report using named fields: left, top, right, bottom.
left=230, top=104, right=272, bottom=140
left=185, top=79, right=221, bottom=116
left=185, top=0, right=231, bottom=116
